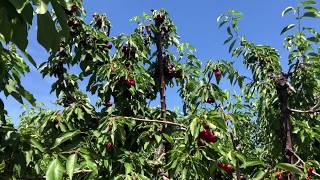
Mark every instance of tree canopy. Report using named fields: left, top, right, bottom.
left=0, top=0, right=320, bottom=179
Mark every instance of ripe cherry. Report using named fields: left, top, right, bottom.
left=71, top=5, right=78, bottom=13
left=308, top=167, right=315, bottom=175
left=306, top=176, right=311, bottom=180
left=206, top=97, right=215, bottom=103
left=105, top=143, right=113, bottom=150
left=203, top=124, right=210, bottom=130
left=218, top=163, right=233, bottom=174
left=105, top=43, right=112, bottom=49
left=106, top=101, right=112, bottom=107
left=275, top=172, right=282, bottom=180
left=126, top=79, right=135, bottom=86
left=155, top=14, right=165, bottom=24
left=215, top=69, right=222, bottom=80
left=225, top=164, right=233, bottom=173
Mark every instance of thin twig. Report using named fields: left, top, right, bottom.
left=110, top=115, right=187, bottom=129
left=288, top=107, right=320, bottom=113
left=73, top=169, right=93, bottom=174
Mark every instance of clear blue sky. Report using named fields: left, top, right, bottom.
left=2, top=0, right=300, bottom=125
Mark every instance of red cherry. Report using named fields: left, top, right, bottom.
left=275, top=172, right=282, bottom=180
left=218, top=162, right=225, bottom=169
left=206, top=97, right=215, bottom=103
left=203, top=124, right=210, bottom=130
left=207, top=133, right=218, bottom=143
left=308, top=167, right=315, bottom=175
left=105, top=43, right=112, bottom=49
left=105, top=143, right=113, bottom=150
left=225, top=164, right=233, bottom=173
left=126, top=79, right=135, bottom=86
left=71, top=5, right=78, bottom=13
left=199, top=130, right=209, bottom=140
left=306, top=176, right=311, bottom=180
left=106, top=101, right=112, bottom=107
left=214, top=69, right=222, bottom=79
left=108, top=124, right=113, bottom=131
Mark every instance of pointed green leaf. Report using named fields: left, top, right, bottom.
left=30, top=138, right=44, bottom=152
left=280, top=24, right=295, bottom=35
left=282, top=7, right=295, bottom=17
left=275, top=163, right=303, bottom=174
left=37, top=12, right=59, bottom=52
left=52, top=130, right=80, bottom=149
left=66, top=154, right=78, bottom=180
left=229, top=39, right=237, bottom=53
left=299, top=0, right=316, bottom=6
left=252, top=170, right=267, bottom=180
left=190, top=117, right=198, bottom=138
left=46, top=159, right=64, bottom=180
left=34, top=0, right=49, bottom=14
left=302, top=12, right=320, bottom=18
left=241, top=160, right=264, bottom=168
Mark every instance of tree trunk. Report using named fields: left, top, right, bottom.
left=276, top=74, right=295, bottom=180
left=154, top=23, right=169, bottom=180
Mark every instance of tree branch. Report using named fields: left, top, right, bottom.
left=288, top=103, right=320, bottom=113
left=111, top=115, right=187, bottom=129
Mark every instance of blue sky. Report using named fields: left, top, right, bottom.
left=2, top=0, right=301, bottom=125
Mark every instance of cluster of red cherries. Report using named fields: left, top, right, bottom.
left=198, top=124, right=218, bottom=146
left=218, top=162, right=233, bottom=174
left=274, top=167, right=316, bottom=180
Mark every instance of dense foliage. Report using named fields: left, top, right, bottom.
left=1, top=0, right=320, bottom=179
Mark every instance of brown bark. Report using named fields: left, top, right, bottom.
left=154, top=20, right=169, bottom=180
left=155, top=34, right=166, bottom=121
left=276, top=74, right=295, bottom=179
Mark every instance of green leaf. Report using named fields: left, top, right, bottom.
left=224, top=36, right=233, bottom=45
left=252, top=170, right=267, bottom=180
left=52, top=130, right=80, bottom=149
left=241, top=160, right=264, bottom=168
left=30, top=138, right=44, bottom=152
left=190, top=117, right=198, bottom=138
left=229, top=39, right=237, bottom=53
left=163, top=133, right=174, bottom=144
left=280, top=24, right=295, bottom=35
left=227, top=27, right=233, bottom=36
left=275, top=163, right=303, bottom=174
left=299, top=0, right=316, bottom=6
left=302, top=12, right=320, bottom=18
left=34, top=0, right=49, bottom=14
left=46, top=159, right=64, bottom=180
left=282, top=6, right=295, bottom=17
left=66, top=154, right=78, bottom=180
left=8, top=0, right=28, bottom=13
left=304, top=6, right=319, bottom=13
left=124, top=163, right=133, bottom=175
left=37, top=12, right=59, bottom=52
left=21, top=50, right=37, bottom=67
left=51, top=0, right=70, bottom=40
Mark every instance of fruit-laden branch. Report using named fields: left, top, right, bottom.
left=289, top=149, right=320, bottom=178
left=110, top=115, right=187, bottom=129
left=288, top=102, right=320, bottom=113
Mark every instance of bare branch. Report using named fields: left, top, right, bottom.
left=111, top=115, right=187, bottom=129
left=288, top=104, right=320, bottom=113
left=73, top=169, right=93, bottom=174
